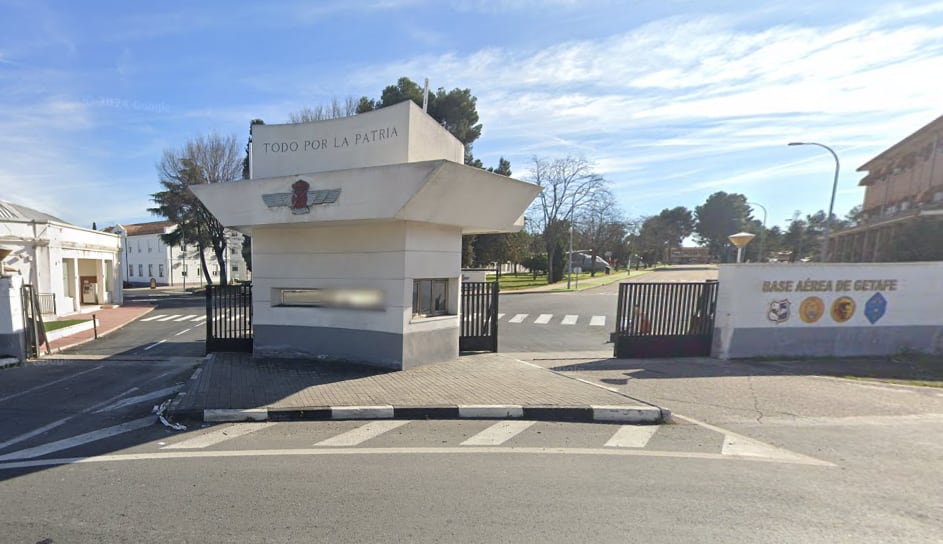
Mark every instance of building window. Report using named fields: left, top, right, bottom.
left=137, top=240, right=141, bottom=253
left=138, top=264, right=143, bottom=277
left=232, top=265, right=239, bottom=272
left=148, top=264, right=153, bottom=277
left=158, top=264, right=164, bottom=277
left=412, top=279, right=448, bottom=317
left=213, top=268, right=219, bottom=276
left=128, top=264, right=133, bottom=277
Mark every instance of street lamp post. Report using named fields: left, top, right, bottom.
left=748, top=201, right=767, bottom=262
left=788, top=142, right=840, bottom=262
left=567, top=222, right=573, bottom=289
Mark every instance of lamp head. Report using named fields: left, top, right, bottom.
left=788, top=142, right=804, bottom=146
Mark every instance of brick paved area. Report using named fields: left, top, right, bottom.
left=169, top=352, right=658, bottom=417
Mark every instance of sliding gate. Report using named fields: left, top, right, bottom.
left=613, top=280, right=718, bottom=358
left=460, top=281, right=499, bottom=352
left=206, top=283, right=253, bottom=353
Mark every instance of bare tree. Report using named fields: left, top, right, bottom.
left=150, top=133, right=243, bottom=285
left=574, top=187, right=625, bottom=275
left=288, top=96, right=359, bottom=123
left=526, top=156, right=608, bottom=283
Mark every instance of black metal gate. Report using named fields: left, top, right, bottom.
left=460, top=281, right=499, bottom=352
left=613, top=280, right=718, bottom=358
left=206, top=283, right=253, bottom=353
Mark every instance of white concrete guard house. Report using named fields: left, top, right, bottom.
left=191, top=101, right=539, bottom=369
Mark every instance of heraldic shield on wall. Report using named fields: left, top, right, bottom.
left=262, top=179, right=341, bottom=215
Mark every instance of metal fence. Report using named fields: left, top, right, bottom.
left=460, top=281, right=499, bottom=352
left=205, top=283, right=253, bottom=353
left=613, top=281, right=718, bottom=358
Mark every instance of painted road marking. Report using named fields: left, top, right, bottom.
left=561, top=314, right=578, bottom=325
left=174, top=315, right=200, bottom=322
left=174, top=328, right=195, bottom=336
left=0, top=365, right=103, bottom=404
left=497, top=313, right=505, bottom=319
left=162, top=422, right=277, bottom=450
left=139, top=315, right=163, bottom=322
left=590, top=315, right=606, bottom=327
left=143, top=340, right=167, bottom=351
left=92, top=385, right=182, bottom=413
left=0, top=417, right=155, bottom=462
left=534, top=314, right=552, bottom=324
left=0, top=446, right=838, bottom=472
left=155, top=315, right=181, bottom=322
left=673, top=414, right=831, bottom=465
left=508, top=313, right=528, bottom=323
left=604, top=425, right=659, bottom=448
left=315, top=420, right=411, bottom=447
left=461, top=420, right=536, bottom=446
left=0, top=385, right=137, bottom=452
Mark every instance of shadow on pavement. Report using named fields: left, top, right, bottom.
left=547, top=355, right=943, bottom=386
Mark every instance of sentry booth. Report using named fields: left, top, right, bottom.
left=191, top=101, right=539, bottom=370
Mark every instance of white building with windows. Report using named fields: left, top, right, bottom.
left=0, top=199, right=122, bottom=317
left=107, top=221, right=249, bottom=288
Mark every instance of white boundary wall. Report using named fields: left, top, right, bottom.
left=713, top=262, right=943, bottom=358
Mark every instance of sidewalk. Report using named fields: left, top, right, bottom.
left=33, top=296, right=669, bottom=426
left=167, top=352, right=668, bottom=425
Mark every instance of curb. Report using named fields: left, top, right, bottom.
left=191, top=404, right=668, bottom=424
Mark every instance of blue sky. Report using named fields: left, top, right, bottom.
left=2, top=0, right=942, bottom=231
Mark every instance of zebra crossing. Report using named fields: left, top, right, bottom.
left=139, top=313, right=206, bottom=323
left=146, top=419, right=827, bottom=466
left=497, top=313, right=608, bottom=327
left=0, top=417, right=832, bottom=469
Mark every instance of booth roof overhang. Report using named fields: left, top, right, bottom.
left=190, top=159, right=540, bottom=235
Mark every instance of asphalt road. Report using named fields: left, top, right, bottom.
left=499, top=266, right=719, bottom=353
left=59, top=288, right=208, bottom=359
left=2, top=269, right=940, bottom=542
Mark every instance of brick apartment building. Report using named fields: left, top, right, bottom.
left=832, top=114, right=943, bottom=261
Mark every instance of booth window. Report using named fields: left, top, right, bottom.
left=413, top=279, right=448, bottom=317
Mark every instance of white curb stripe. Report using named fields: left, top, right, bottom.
left=604, top=425, right=659, bottom=448
left=204, top=409, right=269, bottom=422
left=163, top=422, right=276, bottom=449
left=461, top=420, right=536, bottom=446
left=316, top=420, right=410, bottom=447
left=458, top=405, right=524, bottom=418
left=534, top=314, right=552, bottom=324
left=592, top=406, right=662, bottom=423
left=332, top=406, right=394, bottom=419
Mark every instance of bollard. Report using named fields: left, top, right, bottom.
left=93, top=314, right=98, bottom=339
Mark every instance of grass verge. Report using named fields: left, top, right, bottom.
left=44, top=319, right=89, bottom=332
